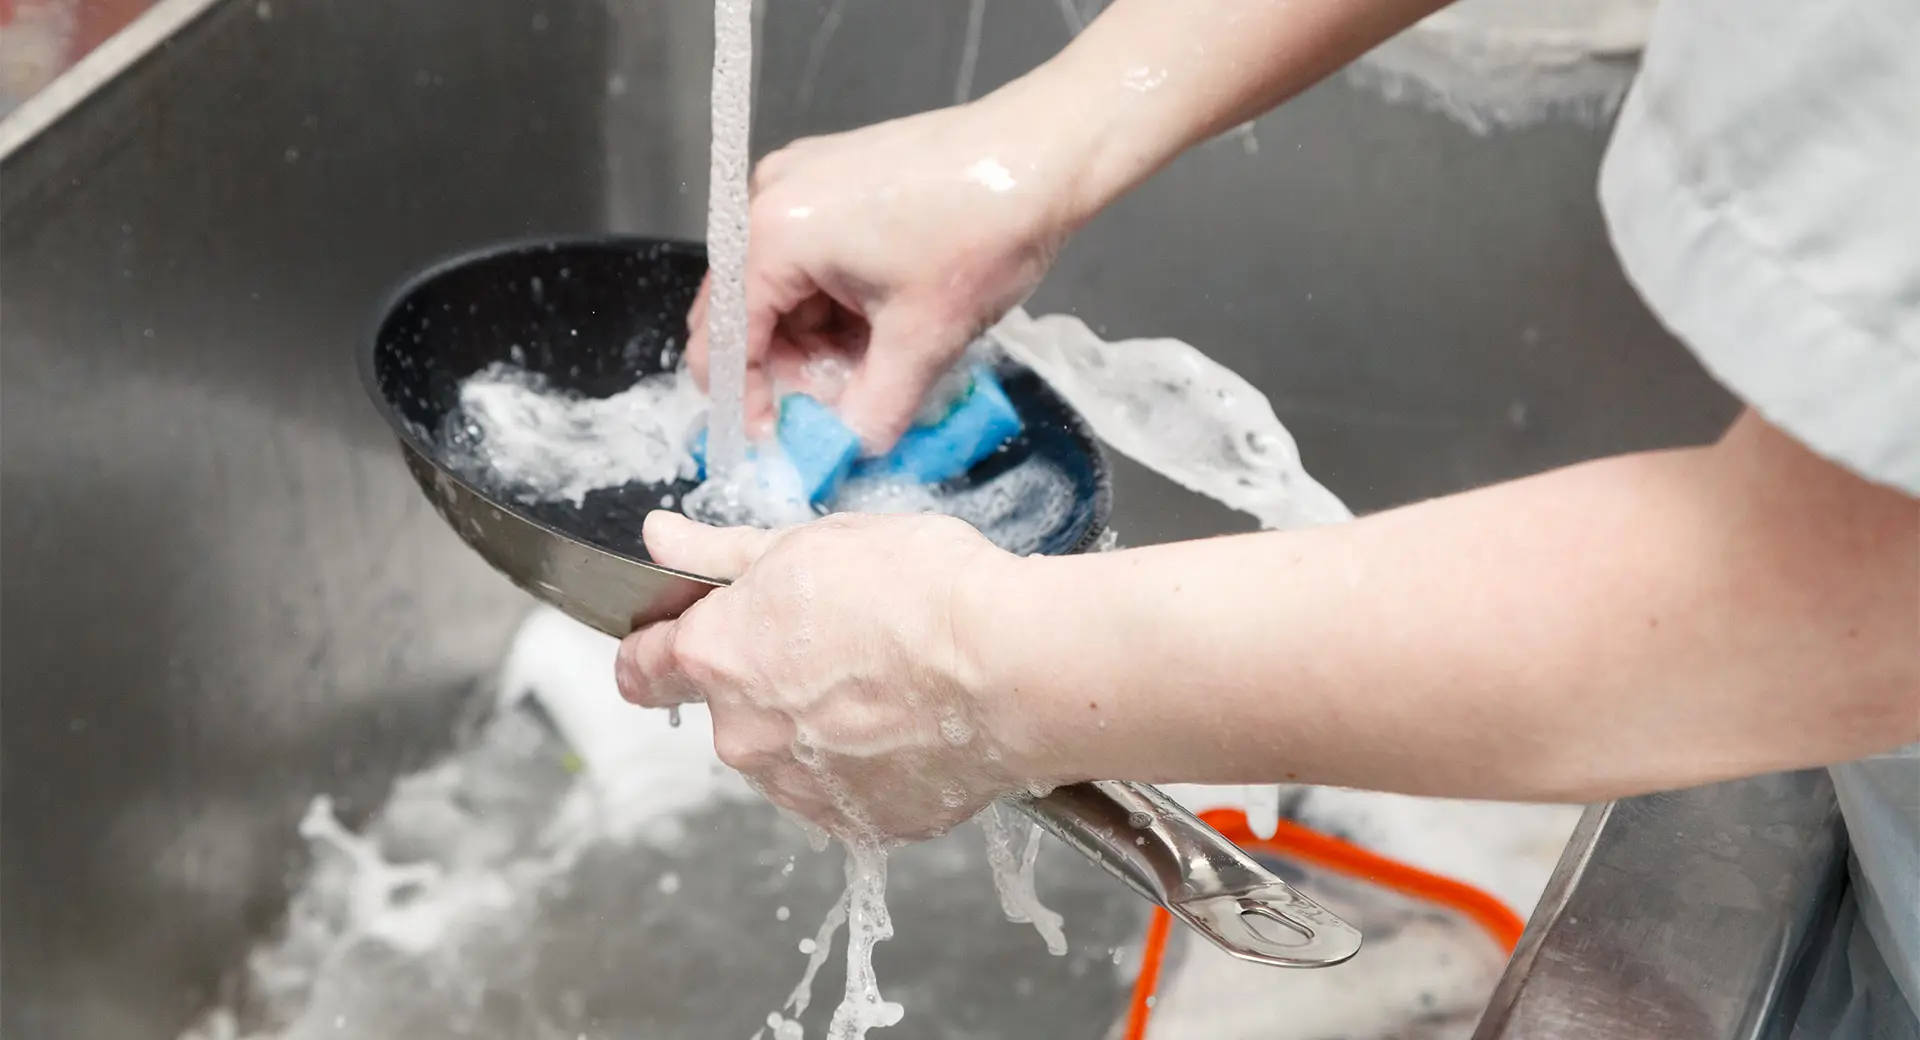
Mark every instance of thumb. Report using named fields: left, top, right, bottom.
left=836, top=310, right=967, bottom=455
left=644, top=510, right=782, bottom=581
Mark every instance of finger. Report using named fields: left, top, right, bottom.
left=742, top=371, right=779, bottom=440
left=750, top=136, right=825, bottom=197
left=615, top=621, right=696, bottom=708
left=782, top=293, right=835, bottom=338
left=727, top=259, right=819, bottom=435
left=836, top=310, right=969, bottom=454
left=750, top=150, right=791, bottom=198
left=644, top=510, right=783, bottom=581
left=771, top=329, right=859, bottom=404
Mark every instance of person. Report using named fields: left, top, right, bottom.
left=618, top=1, right=1919, bottom=1035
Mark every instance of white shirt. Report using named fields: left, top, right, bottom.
left=1598, top=0, right=1920, bottom=1030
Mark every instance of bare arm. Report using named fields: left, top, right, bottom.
left=1015, top=0, right=1454, bottom=227
left=965, top=412, right=1920, bottom=803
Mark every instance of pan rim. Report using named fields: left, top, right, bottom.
left=359, top=232, right=1114, bottom=567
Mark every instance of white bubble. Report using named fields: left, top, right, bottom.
left=938, top=712, right=974, bottom=747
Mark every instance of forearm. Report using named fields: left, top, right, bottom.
left=965, top=413, right=1920, bottom=802
left=994, top=0, right=1450, bottom=225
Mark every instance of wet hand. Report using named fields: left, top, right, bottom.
left=615, top=510, right=1031, bottom=843
left=684, top=92, right=1085, bottom=453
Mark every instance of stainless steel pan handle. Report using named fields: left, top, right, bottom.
left=1017, top=781, right=1361, bottom=967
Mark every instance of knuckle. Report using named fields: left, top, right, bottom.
left=919, top=512, right=974, bottom=539
left=712, top=729, right=760, bottom=772
left=749, top=160, right=780, bottom=196
left=751, top=144, right=805, bottom=196
left=813, top=513, right=868, bottom=539
left=668, top=619, right=722, bottom=686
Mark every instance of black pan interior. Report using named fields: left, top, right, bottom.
left=365, top=236, right=1111, bottom=562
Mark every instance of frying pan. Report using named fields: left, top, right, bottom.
left=361, top=234, right=1361, bottom=968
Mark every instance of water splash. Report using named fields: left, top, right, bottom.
left=1242, top=784, right=1283, bottom=842
left=988, top=307, right=1351, bottom=531
left=954, top=0, right=987, bottom=104
left=762, top=880, right=851, bottom=1039
left=797, top=0, right=849, bottom=110
left=826, top=846, right=906, bottom=1039
left=705, top=0, right=755, bottom=476
left=979, top=803, right=1067, bottom=955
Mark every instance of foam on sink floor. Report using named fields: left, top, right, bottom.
left=1141, top=785, right=1583, bottom=1040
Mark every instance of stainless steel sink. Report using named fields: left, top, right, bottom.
left=1, top=2, right=1839, bottom=1038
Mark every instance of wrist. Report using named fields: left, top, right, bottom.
left=951, top=549, right=1088, bottom=788
left=974, top=60, right=1186, bottom=235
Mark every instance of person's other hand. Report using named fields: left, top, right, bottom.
left=686, top=90, right=1086, bottom=453
left=614, top=510, right=1031, bottom=843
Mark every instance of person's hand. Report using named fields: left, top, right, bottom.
left=614, top=510, right=1032, bottom=843
left=685, top=89, right=1088, bottom=453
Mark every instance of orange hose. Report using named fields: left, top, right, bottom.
left=1121, top=808, right=1528, bottom=1040
left=1122, top=898, right=1175, bottom=1039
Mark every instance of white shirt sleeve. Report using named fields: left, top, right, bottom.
left=1599, top=4, right=1920, bottom=1031
left=1598, top=0, right=1920, bottom=496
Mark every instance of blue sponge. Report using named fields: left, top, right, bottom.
left=771, top=393, right=864, bottom=502
left=691, top=365, right=1022, bottom=505
left=852, top=365, right=1022, bottom=485
left=690, top=394, right=863, bottom=505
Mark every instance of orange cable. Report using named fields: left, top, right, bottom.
left=1121, top=808, right=1528, bottom=1040
left=1122, top=899, right=1175, bottom=1040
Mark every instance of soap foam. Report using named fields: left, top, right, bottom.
left=988, top=307, right=1352, bottom=532
left=979, top=803, right=1069, bottom=956
left=441, top=362, right=706, bottom=506
left=444, top=359, right=1078, bottom=559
